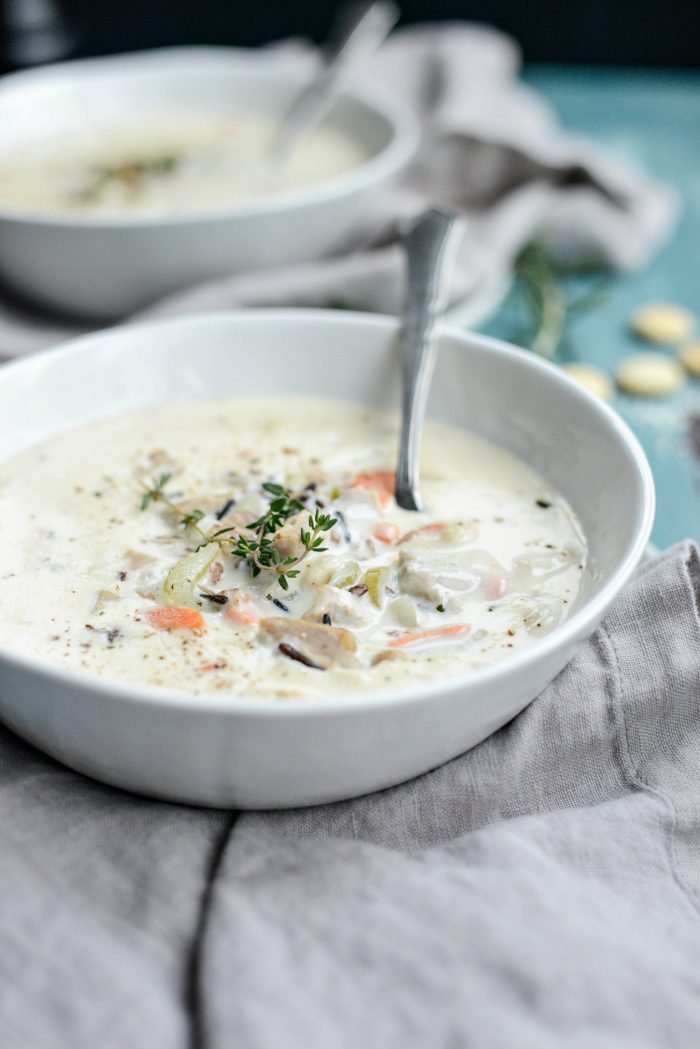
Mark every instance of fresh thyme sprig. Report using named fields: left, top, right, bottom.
left=247, top=483, right=305, bottom=535
left=510, top=241, right=612, bottom=360
left=140, top=473, right=208, bottom=540
left=229, top=484, right=337, bottom=591
left=140, top=477, right=336, bottom=592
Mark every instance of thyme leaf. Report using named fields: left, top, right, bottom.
left=140, top=472, right=172, bottom=511
left=180, top=509, right=204, bottom=529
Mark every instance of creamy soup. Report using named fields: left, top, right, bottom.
left=0, top=399, right=586, bottom=699
left=0, top=113, right=367, bottom=217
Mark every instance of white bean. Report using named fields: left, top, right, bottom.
left=616, top=353, right=686, bottom=397
left=630, top=302, right=695, bottom=344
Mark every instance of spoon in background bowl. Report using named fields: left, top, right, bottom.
left=395, top=208, right=465, bottom=511
left=271, top=0, right=399, bottom=161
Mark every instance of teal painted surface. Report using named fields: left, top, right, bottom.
left=481, top=67, right=700, bottom=548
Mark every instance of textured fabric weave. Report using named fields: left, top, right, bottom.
left=1, top=542, right=699, bottom=1048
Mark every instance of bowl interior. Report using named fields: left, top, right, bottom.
left=0, top=50, right=397, bottom=172
left=0, top=310, right=652, bottom=618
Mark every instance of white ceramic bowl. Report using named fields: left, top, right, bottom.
left=0, top=48, right=417, bottom=319
left=0, top=310, right=654, bottom=808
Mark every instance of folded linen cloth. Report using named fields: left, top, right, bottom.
left=0, top=23, right=677, bottom=359
left=1, top=541, right=699, bottom=1049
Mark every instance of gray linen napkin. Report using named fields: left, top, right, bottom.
left=0, top=23, right=677, bottom=360
left=1, top=540, right=699, bottom=1049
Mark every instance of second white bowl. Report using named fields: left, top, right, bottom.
left=0, top=48, right=418, bottom=319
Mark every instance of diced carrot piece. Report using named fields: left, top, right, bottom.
left=374, top=521, right=401, bottom=544
left=147, top=606, right=206, bottom=632
left=399, top=522, right=447, bottom=543
left=224, top=591, right=261, bottom=626
left=350, top=471, right=395, bottom=508
left=388, top=624, right=470, bottom=648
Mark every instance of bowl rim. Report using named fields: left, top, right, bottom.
left=0, top=46, right=420, bottom=230
left=0, top=308, right=655, bottom=717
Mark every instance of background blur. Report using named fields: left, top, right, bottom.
left=1, top=0, right=699, bottom=72
left=0, top=0, right=698, bottom=548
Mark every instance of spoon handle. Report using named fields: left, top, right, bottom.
left=395, top=208, right=463, bottom=512
left=272, top=1, right=399, bottom=160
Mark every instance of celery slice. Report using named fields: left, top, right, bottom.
left=162, top=544, right=218, bottom=608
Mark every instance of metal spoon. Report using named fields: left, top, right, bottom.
left=271, top=0, right=399, bottom=161
left=395, top=208, right=464, bottom=511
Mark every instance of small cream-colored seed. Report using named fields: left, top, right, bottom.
left=616, top=353, right=686, bottom=397
left=679, top=342, right=700, bottom=377
left=562, top=363, right=614, bottom=401
left=630, top=302, right=695, bottom=344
